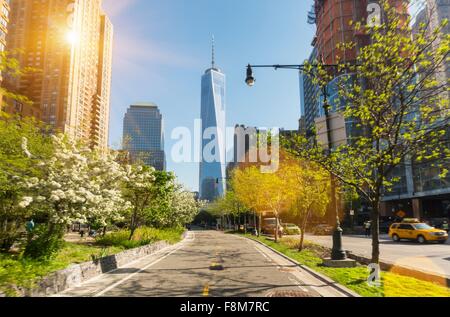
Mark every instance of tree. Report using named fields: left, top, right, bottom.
left=83, top=148, right=130, bottom=232
left=231, top=166, right=271, bottom=236
left=122, top=165, right=156, bottom=240
left=22, top=135, right=127, bottom=258
left=214, top=191, right=245, bottom=231
left=0, top=50, right=48, bottom=252
left=259, top=167, right=291, bottom=242
left=285, top=1, right=449, bottom=263
left=283, top=156, right=330, bottom=251
left=169, top=186, right=203, bottom=227
left=0, top=115, right=53, bottom=251
left=145, top=171, right=177, bottom=228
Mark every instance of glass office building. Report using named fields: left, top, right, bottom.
left=299, top=47, right=320, bottom=136
left=199, top=62, right=227, bottom=201
left=123, top=103, right=166, bottom=171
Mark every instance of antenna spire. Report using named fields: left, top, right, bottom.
left=211, top=35, right=215, bottom=69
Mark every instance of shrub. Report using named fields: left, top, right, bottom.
left=23, top=224, right=65, bottom=260
left=96, top=227, right=184, bottom=249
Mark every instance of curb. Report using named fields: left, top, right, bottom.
left=346, top=252, right=450, bottom=288
left=306, top=235, right=450, bottom=288
left=9, top=231, right=189, bottom=297
left=241, top=235, right=361, bottom=298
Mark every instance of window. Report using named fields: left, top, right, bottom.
left=414, top=224, right=433, bottom=230
left=398, top=224, right=413, bottom=230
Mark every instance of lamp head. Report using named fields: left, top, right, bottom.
left=245, top=64, right=255, bottom=87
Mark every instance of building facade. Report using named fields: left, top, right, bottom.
left=299, top=47, right=320, bottom=135
left=380, top=0, right=450, bottom=220
left=123, top=103, right=166, bottom=171
left=199, top=48, right=226, bottom=202
left=0, top=0, right=8, bottom=55
left=0, top=0, right=10, bottom=108
left=301, top=1, right=443, bottom=222
left=4, top=0, right=113, bottom=148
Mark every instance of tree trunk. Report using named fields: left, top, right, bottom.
left=244, top=214, right=247, bottom=234
left=299, top=210, right=311, bottom=252
left=129, top=227, right=136, bottom=241
left=299, top=230, right=306, bottom=252
left=371, top=198, right=381, bottom=264
left=258, top=214, right=262, bottom=237
left=129, top=210, right=138, bottom=241
left=274, top=215, right=279, bottom=243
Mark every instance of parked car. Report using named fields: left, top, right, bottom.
left=283, top=223, right=301, bottom=235
left=389, top=222, right=448, bottom=244
left=311, top=224, right=334, bottom=236
left=262, top=218, right=284, bottom=237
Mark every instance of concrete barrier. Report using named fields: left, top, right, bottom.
left=11, top=231, right=189, bottom=297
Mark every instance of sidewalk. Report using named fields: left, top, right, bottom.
left=305, top=234, right=450, bottom=287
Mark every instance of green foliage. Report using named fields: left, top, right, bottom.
left=23, top=224, right=65, bottom=260
left=145, top=171, right=177, bottom=227
left=0, top=242, right=124, bottom=296
left=284, top=1, right=450, bottom=263
left=0, top=227, right=184, bottom=296
left=247, top=235, right=450, bottom=297
left=208, top=191, right=245, bottom=219
left=95, top=227, right=185, bottom=250
left=0, top=114, right=54, bottom=252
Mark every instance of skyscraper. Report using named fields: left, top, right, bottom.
left=0, top=0, right=10, bottom=107
left=4, top=0, right=113, bottom=148
left=199, top=39, right=226, bottom=201
left=0, top=0, right=9, bottom=54
left=299, top=47, right=320, bottom=136
left=123, top=103, right=166, bottom=171
left=413, top=0, right=450, bottom=101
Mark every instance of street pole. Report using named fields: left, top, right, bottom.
left=245, top=63, right=347, bottom=260
left=322, top=85, right=347, bottom=261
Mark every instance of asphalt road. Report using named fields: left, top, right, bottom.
left=57, top=231, right=350, bottom=297
left=305, top=234, right=450, bottom=279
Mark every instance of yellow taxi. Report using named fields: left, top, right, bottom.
left=389, top=219, right=448, bottom=244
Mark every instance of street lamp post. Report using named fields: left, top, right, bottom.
left=245, top=63, right=347, bottom=261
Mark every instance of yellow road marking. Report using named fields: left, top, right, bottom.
left=203, top=284, right=210, bottom=297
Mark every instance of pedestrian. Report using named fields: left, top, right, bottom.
left=25, top=219, right=35, bottom=243
left=364, top=221, right=372, bottom=238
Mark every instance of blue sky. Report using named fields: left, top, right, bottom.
left=101, top=0, right=423, bottom=192
left=102, top=0, right=315, bottom=191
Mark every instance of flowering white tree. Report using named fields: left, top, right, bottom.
left=167, top=186, right=203, bottom=227
left=25, top=135, right=127, bottom=230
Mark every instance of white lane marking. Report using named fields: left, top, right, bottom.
left=254, top=245, right=270, bottom=260
left=93, top=232, right=195, bottom=297
left=56, top=232, right=196, bottom=297
left=288, top=277, right=309, bottom=293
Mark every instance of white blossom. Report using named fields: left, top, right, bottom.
left=18, top=196, right=33, bottom=208
left=21, top=137, right=32, bottom=158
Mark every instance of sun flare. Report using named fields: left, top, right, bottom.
left=66, top=30, right=79, bottom=45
